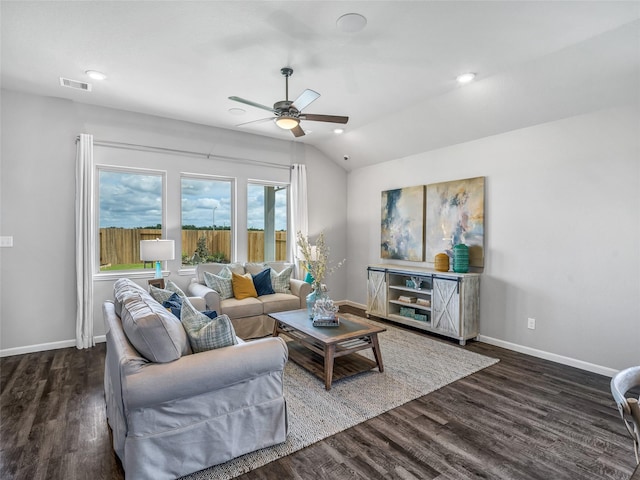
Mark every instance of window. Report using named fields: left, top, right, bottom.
left=181, top=176, right=233, bottom=266
left=98, top=168, right=164, bottom=272
left=247, top=182, right=288, bottom=262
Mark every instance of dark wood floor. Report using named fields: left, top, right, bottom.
left=1, top=309, right=636, bottom=480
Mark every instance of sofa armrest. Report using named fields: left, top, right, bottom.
left=187, top=282, right=221, bottom=312
left=290, top=278, right=312, bottom=308
left=186, top=296, right=206, bottom=311
left=124, top=336, right=288, bottom=411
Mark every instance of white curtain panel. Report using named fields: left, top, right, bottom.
left=289, top=164, right=308, bottom=278
left=75, top=134, right=95, bottom=349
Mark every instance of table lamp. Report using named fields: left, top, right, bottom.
left=140, top=239, right=175, bottom=279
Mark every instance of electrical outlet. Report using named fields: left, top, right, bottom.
left=0, top=236, right=13, bottom=248
left=527, top=317, right=536, bottom=330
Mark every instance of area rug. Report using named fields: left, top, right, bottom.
left=182, top=315, right=499, bottom=479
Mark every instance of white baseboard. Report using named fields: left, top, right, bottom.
left=334, top=301, right=619, bottom=377
left=0, top=322, right=618, bottom=379
left=1, top=335, right=106, bottom=357
left=478, top=335, right=618, bottom=377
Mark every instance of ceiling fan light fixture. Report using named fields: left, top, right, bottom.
left=275, top=116, right=299, bottom=130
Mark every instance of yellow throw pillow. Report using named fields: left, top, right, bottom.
left=232, top=272, right=258, bottom=300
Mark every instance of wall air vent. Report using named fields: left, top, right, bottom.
left=59, top=77, right=92, bottom=92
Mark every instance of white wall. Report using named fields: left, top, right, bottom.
left=346, top=106, right=639, bottom=372
left=1, top=89, right=347, bottom=352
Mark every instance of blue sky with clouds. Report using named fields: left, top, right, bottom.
left=99, top=171, right=287, bottom=230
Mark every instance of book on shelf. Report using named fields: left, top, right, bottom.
left=416, top=298, right=431, bottom=307
left=398, top=295, right=417, bottom=303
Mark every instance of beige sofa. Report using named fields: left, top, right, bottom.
left=188, top=262, right=311, bottom=339
left=103, top=278, right=288, bottom=480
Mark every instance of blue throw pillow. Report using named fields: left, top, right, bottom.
left=162, top=292, right=183, bottom=318
left=252, top=268, right=275, bottom=296
left=203, top=310, right=218, bottom=319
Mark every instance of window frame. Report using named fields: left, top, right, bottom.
left=94, top=164, right=167, bottom=280
left=180, top=173, right=236, bottom=271
left=246, top=179, right=290, bottom=263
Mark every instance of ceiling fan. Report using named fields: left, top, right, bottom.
left=229, top=67, right=348, bottom=138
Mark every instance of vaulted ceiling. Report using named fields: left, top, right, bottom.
left=2, top=1, right=638, bottom=170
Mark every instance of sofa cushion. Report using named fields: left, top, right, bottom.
left=244, top=262, right=268, bottom=275
left=271, top=265, right=293, bottom=294
left=220, top=297, right=263, bottom=318
left=180, top=297, right=238, bottom=352
left=252, top=268, right=275, bottom=296
left=232, top=272, right=258, bottom=300
left=203, top=267, right=233, bottom=299
left=113, top=278, right=147, bottom=317
left=260, top=293, right=302, bottom=314
left=120, top=291, right=191, bottom=363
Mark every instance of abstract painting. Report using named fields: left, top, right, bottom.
left=381, top=186, right=425, bottom=261
left=426, top=176, right=485, bottom=267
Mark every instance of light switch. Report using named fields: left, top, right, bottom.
left=0, top=236, right=14, bottom=247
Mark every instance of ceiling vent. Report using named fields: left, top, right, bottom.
left=59, top=77, right=92, bottom=92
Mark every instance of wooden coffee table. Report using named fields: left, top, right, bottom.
left=270, top=310, right=386, bottom=390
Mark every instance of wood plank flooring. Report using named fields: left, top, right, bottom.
left=1, top=308, right=636, bottom=479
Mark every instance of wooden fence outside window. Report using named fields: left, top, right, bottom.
left=99, top=228, right=287, bottom=266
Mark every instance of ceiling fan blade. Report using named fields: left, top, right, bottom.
left=235, top=117, right=275, bottom=127
left=228, top=96, right=276, bottom=113
left=291, top=125, right=305, bottom=137
left=301, top=113, right=349, bottom=124
left=292, top=89, right=320, bottom=112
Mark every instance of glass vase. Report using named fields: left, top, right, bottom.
left=306, top=285, right=324, bottom=319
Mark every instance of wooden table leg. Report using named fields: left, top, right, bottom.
left=370, top=334, right=384, bottom=373
left=272, top=320, right=280, bottom=337
left=324, top=344, right=336, bottom=390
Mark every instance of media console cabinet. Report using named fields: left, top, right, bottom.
left=366, top=264, right=480, bottom=345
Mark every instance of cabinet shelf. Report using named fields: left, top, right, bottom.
left=367, top=265, right=480, bottom=345
left=389, top=299, right=431, bottom=312
left=387, top=313, right=432, bottom=329
left=388, top=285, right=432, bottom=294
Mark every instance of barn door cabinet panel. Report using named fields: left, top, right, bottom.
left=366, top=267, right=387, bottom=317
left=367, top=264, right=480, bottom=345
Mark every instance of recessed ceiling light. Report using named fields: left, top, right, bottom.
left=456, top=72, right=476, bottom=84
left=336, top=13, right=367, bottom=33
left=85, top=70, right=107, bottom=81
left=333, top=128, right=344, bottom=134
left=228, top=108, right=246, bottom=115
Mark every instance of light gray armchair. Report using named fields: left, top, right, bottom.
left=611, top=366, right=640, bottom=464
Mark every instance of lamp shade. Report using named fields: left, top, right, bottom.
left=140, top=239, right=175, bottom=261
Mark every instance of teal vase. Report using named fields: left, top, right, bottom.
left=453, top=244, right=469, bottom=273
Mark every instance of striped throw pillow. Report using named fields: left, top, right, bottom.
left=203, top=267, right=234, bottom=299
left=271, top=265, right=293, bottom=294
left=180, top=297, right=237, bottom=352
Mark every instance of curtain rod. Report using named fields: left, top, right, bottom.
left=76, top=137, right=292, bottom=170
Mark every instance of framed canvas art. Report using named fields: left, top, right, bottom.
left=425, top=176, right=485, bottom=267
left=381, top=186, right=425, bottom=261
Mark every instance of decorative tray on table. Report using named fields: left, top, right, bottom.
left=312, top=315, right=341, bottom=327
